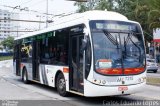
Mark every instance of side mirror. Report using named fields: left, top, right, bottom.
left=80, top=27, right=89, bottom=53
left=81, top=38, right=88, bottom=53
left=83, top=27, right=89, bottom=36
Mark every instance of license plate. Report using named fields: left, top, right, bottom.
left=117, top=76, right=133, bottom=82
left=118, top=86, right=128, bottom=91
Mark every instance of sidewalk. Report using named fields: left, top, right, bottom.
left=0, top=59, right=13, bottom=68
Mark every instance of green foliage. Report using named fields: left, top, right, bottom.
left=74, top=0, right=114, bottom=12
left=0, top=36, right=14, bottom=51
left=0, top=56, right=13, bottom=61
left=95, top=0, right=112, bottom=10
left=147, top=0, right=160, bottom=30
left=74, top=2, right=89, bottom=13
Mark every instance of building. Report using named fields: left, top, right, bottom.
left=0, top=9, right=19, bottom=43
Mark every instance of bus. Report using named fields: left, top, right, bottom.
left=13, top=10, right=146, bottom=97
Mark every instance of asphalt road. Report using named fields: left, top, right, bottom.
left=147, top=68, right=160, bottom=78
left=0, top=60, right=160, bottom=106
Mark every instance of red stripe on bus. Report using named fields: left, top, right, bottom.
left=97, top=68, right=123, bottom=75
left=124, top=67, right=145, bottom=75
left=96, top=67, right=145, bottom=75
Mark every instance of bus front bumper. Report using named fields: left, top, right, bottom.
left=84, top=79, right=146, bottom=97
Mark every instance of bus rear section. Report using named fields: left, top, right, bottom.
left=83, top=20, right=146, bottom=97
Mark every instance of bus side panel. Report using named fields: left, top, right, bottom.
left=13, top=61, right=16, bottom=75
left=21, top=62, right=33, bottom=80
left=38, top=64, right=69, bottom=91
left=39, top=64, right=48, bottom=85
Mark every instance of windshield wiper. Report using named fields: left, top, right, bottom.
left=126, top=31, right=142, bottom=60
left=103, top=29, right=119, bottom=46
left=103, top=29, right=123, bottom=68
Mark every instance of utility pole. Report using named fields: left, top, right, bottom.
left=38, top=16, right=41, bottom=30
left=17, top=26, right=18, bottom=37
left=46, top=0, right=48, bottom=28
left=36, top=15, right=44, bottom=30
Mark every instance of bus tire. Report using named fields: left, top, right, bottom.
left=56, top=73, right=68, bottom=96
left=22, top=68, right=29, bottom=84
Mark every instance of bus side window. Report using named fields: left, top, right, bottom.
left=51, top=29, right=69, bottom=65
left=39, top=29, right=69, bottom=65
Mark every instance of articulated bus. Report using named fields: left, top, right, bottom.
left=13, top=10, right=146, bottom=97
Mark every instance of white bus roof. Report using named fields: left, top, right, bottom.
left=15, top=10, right=137, bottom=40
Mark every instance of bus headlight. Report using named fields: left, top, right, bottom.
left=92, top=79, right=101, bottom=84
left=138, top=77, right=146, bottom=83
left=102, top=80, right=106, bottom=84
left=91, top=79, right=106, bottom=85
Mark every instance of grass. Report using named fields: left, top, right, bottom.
left=147, top=77, right=160, bottom=86
left=0, top=56, right=13, bottom=61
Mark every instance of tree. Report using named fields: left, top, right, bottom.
left=147, top=0, right=160, bottom=30
left=95, top=0, right=112, bottom=10
left=74, top=0, right=113, bottom=12
left=0, top=36, right=14, bottom=52
left=74, top=2, right=89, bottom=13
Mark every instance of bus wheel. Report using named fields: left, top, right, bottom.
left=56, top=73, right=68, bottom=96
left=22, top=68, right=29, bottom=84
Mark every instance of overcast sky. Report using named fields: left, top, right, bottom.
left=0, top=0, right=77, bottom=15
left=0, top=0, right=77, bottom=32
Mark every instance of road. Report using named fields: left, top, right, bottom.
left=0, top=60, right=160, bottom=106
left=147, top=68, right=160, bottom=78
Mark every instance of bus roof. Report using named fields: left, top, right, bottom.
left=15, top=10, right=133, bottom=40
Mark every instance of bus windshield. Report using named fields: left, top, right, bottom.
left=90, top=20, right=145, bottom=75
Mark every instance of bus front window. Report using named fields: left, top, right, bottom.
left=90, top=20, right=145, bottom=75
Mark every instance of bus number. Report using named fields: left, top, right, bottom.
left=117, top=76, right=133, bottom=82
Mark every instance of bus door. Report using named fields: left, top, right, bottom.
left=70, top=35, right=84, bottom=93
left=14, top=44, right=21, bottom=76
left=32, top=41, right=40, bottom=81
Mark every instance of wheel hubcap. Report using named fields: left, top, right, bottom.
left=58, top=79, right=65, bottom=90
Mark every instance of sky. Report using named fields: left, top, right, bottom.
left=0, top=0, right=78, bottom=34
left=0, top=0, right=77, bottom=15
